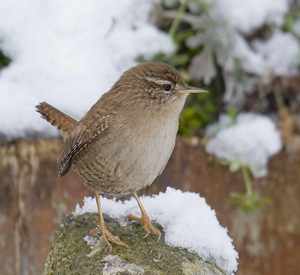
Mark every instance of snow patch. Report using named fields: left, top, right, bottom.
left=253, top=31, right=300, bottom=76
left=188, top=0, right=298, bottom=103
left=75, top=187, right=239, bottom=274
left=213, top=0, right=288, bottom=34
left=206, top=113, right=282, bottom=177
left=0, top=0, right=174, bottom=138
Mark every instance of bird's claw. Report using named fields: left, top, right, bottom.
left=100, top=225, right=128, bottom=250
left=128, top=214, right=161, bottom=240
left=90, top=225, right=128, bottom=252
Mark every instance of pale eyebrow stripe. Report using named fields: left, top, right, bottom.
left=144, top=76, right=172, bottom=85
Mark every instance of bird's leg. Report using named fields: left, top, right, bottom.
left=94, top=192, right=128, bottom=250
left=128, top=193, right=161, bottom=239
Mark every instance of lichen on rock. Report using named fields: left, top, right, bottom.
left=102, top=255, right=144, bottom=274
left=43, top=213, right=225, bottom=275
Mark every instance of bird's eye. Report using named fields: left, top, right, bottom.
left=163, top=83, right=172, bottom=92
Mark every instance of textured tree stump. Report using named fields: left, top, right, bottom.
left=44, top=213, right=225, bottom=275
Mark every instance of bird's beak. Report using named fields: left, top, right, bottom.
left=176, top=85, right=209, bottom=95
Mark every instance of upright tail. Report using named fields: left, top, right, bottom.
left=36, top=102, right=77, bottom=136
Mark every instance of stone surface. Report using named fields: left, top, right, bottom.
left=43, top=213, right=224, bottom=275
left=0, top=137, right=300, bottom=275
left=102, top=255, right=145, bottom=275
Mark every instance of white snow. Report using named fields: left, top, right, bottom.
left=0, top=0, right=174, bottom=138
left=188, top=0, right=299, bottom=91
left=253, top=31, right=300, bottom=76
left=228, top=34, right=266, bottom=75
left=75, top=187, right=239, bottom=274
left=206, top=113, right=282, bottom=177
left=213, top=0, right=289, bottom=34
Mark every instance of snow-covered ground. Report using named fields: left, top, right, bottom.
left=75, top=187, right=239, bottom=274
left=0, top=0, right=173, bottom=138
left=206, top=113, right=282, bottom=177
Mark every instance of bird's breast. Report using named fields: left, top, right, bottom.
left=75, top=96, right=186, bottom=195
left=120, top=129, right=174, bottom=193
left=116, top=105, right=183, bottom=191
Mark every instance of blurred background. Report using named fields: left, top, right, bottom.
left=0, top=0, right=300, bottom=274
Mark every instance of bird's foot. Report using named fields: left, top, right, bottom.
left=90, top=226, right=128, bottom=251
left=100, top=225, right=128, bottom=251
left=128, top=213, right=161, bottom=239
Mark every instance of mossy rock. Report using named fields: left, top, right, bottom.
left=44, top=213, right=225, bottom=275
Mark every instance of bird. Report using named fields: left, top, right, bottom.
left=36, top=62, right=207, bottom=249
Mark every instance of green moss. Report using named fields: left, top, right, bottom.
left=44, top=213, right=224, bottom=275
left=0, top=49, right=10, bottom=70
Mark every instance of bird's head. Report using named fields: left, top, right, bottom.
left=112, top=62, right=208, bottom=106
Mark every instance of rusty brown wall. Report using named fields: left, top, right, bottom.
left=0, top=139, right=90, bottom=275
left=150, top=139, right=300, bottom=275
left=0, top=137, right=299, bottom=275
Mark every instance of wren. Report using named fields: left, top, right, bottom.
left=37, top=62, right=207, bottom=249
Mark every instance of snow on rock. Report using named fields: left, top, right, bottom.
left=206, top=113, right=282, bottom=177
left=0, top=0, right=174, bottom=138
left=74, top=187, right=239, bottom=274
